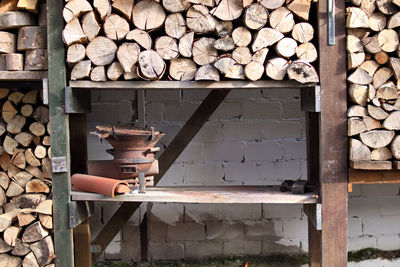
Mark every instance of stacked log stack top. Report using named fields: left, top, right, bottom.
left=62, top=0, right=320, bottom=83
left=0, top=0, right=48, bottom=72
left=347, top=0, right=400, bottom=170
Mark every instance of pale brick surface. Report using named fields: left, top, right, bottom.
left=167, top=222, right=205, bottom=241
left=223, top=122, right=262, bottom=141
left=262, top=121, right=303, bottom=139
left=243, top=141, right=284, bottom=162
left=176, top=144, right=204, bottom=164
left=223, top=240, right=262, bottom=256
left=262, top=239, right=302, bottom=254
left=349, top=197, right=381, bottom=217
left=222, top=204, right=262, bottom=221
left=105, top=225, right=141, bottom=261
left=244, top=221, right=283, bottom=239
left=210, top=102, right=242, bottom=120
left=183, top=163, right=224, bottom=185
left=206, top=222, right=245, bottom=240
left=145, top=102, right=163, bottom=121
left=184, top=204, right=223, bottom=222
left=92, top=90, right=136, bottom=103
left=348, top=236, right=377, bottom=251
left=282, top=100, right=304, bottom=119
left=361, top=184, right=400, bottom=196
left=378, top=197, right=400, bottom=216
left=282, top=219, right=308, bottom=239
left=377, top=234, right=400, bottom=250
left=182, top=90, right=210, bottom=101
left=149, top=243, right=185, bottom=260
left=157, top=163, right=184, bottom=186
left=149, top=203, right=184, bottom=225
left=192, top=124, right=223, bottom=143
left=146, top=90, right=180, bottom=102
left=263, top=204, right=302, bottom=219
left=222, top=162, right=263, bottom=184
left=204, top=142, right=244, bottom=162
left=185, top=241, right=223, bottom=259
left=148, top=221, right=168, bottom=242
left=242, top=101, right=282, bottom=120
left=164, top=102, right=198, bottom=121
left=261, top=89, right=300, bottom=99
left=281, top=140, right=307, bottom=160
left=363, top=216, right=400, bottom=235
left=348, top=217, right=363, bottom=238
left=227, top=89, right=263, bottom=99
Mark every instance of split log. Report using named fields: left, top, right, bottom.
left=368, top=104, right=389, bottom=120
left=0, top=32, right=16, bottom=54
left=26, top=179, right=50, bottom=193
left=90, top=66, right=107, bottom=81
left=39, top=214, right=52, bottom=229
left=292, top=23, right=314, bottom=44
left=287, top=61, right=319, bottom=83
left=346, top=7, right=369, bottom=28
left=275, top=37, right=297, bottom=58
left=138, top=50, right=166, bottom=80
left=66, top=44, right=85, bottom=65
left=368, top=12, right=387, bottom=31
left=187, top=5, right=216, bottom=33
left=388, top=12, right=400, bottom=28
left=251, top=48, right=269, bottom=64
left=244, top=3, right=268, bottom=30
left=169, top=58, right=197, bottom=81
left=25, top=49, right=48, bottom=71
left=0, top=11, right=35, bottom=29
left=363, top=116, right=383, bottom=131
left=106, top=62, right=124, bottom=81
left=30, top=236, right=54, bottom=266
left=259, top=0, right=284, bottom=10
left=4, top=136, right=18, bottom=155
left=0, top=254, right=21, bottom=267
left=383, top=111, right=400, bottom=130
left=29, top=122, right=45, bottom=137
left=165, top=13, right=186, bottom=39
left=347, top=35, right=363, bottom=54
left=349, top=138, right=371, bottom=161
left=213, top=56, right=236, bottom=74
left=376, top=0, right=397, bottom=15
left=4, top=226, right=20, bottom=246
left=22, top=221, right=48, bottom=243
left=71, top=60, right=91, bottom=80
left=0, top=89, right=9, bottom=100
left=214, top=37, right=235, bottom=51
left=360, top=0, right=375, bottom=17
left=82, top=11, right=100, bottom=41
left=11, top=150, right=25, bottom=169
left=25, top=166, right=43, bottom=179
left=132, top=0, right=166, bottom=31
left=15, top=132, right=32, bottom=147
left=362, top=36, right=382, bottom=54
left=117, top=43, right=140, bottom=73
left=382, top=102, right=395, bottom=112
left=251, top=27, right=283, bottom=52
left=374, top=51, right=389, bottom=65
left=286, top=0, right=311, bottom=20
left=8, top=164, right=20, bottom=179
left=244, top=61, right=264, bottom=81
left=5, top=54, right=23, bottom=71
left=349, top=84, right=368, bottom=106
left=62, top=18, right=87, bottom=46
left=6, top=182, right=24, bottom=197
left=195, top=65, right=220, bottom=81
left=11, top=239, right=30, bottom=256
left=265, top=57, right=289, bottom=80
left=376, top=86, right=398, bottom=100
left=93, top=0, right=111, bottom=21
left=86, top=37, right=117, bottom=66
left=360, top=130, right=395, bottom=148
left=112, top=0, right=134, bottom=20
left=193, top=37, right=218, bottom=65
left=155, top=36, right=179, bottom=60
left=41, top=158, right=51, bottom=178
left=124, top=69, right=140, bottom=80
left=347, top=67, right=373, bottom=85
left=373, top=67, right=393, bottom=89
left=17, top=26, right=46, bottom=50
left=296, top=42, right=317, bottom=63
left=17, top=213, right=35, bottom=227
left=232, top=46, right=252, bottom=65
left=126, top=29, right=152, bottom=50
left=63, top=0, right=92, bottom=23
left=215, top=21, right=233, bottom=37
left=0, top=187, right=5, bottom=206
left=378, top=29, right=399, bottom=53
left=16, top=0, right=38, bottom=12
left=348, top=52, right=365, bottom=69
left=35, top=200, right=52, bottom=215
left=0, top=172, right=10, bottom=190
left=0, top=154, right=10, bottom=171
left=389, top=57, right=400, bottom=79
left=360, top=60, right=379, bottom=76
left=104, top=14, right=129, bottom=41
left=8, top=92, right=23, bottom=105
left=390, top=135, right=400, bottom=159
left=12, top=171, right=31, bottom=188
left=0, top=239, right=11, bottom=253
left=7, top=115, right=25, bottom=134
left=211, top=0, right=243, bottom=21
left=225, top=64, right=245, bottom=79
left=232, top=26, right=252, bottom=47
left=269, top=7, right=294, bottom=34
left=163, top=0, right=190, bottom=13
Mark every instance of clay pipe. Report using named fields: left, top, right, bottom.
left=71, top=173, right=130, bottom=197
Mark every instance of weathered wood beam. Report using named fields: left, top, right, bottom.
left=91, top=89, right=231, bottom=260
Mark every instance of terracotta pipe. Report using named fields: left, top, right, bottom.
left=71, top=174, right=130, bottom=197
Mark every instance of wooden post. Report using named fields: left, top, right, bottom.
left=47, top=0, right=74, bottom=266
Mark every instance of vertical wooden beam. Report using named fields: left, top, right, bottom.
left=74, top=219, right=92, bottom=267
left=318, top=0, right=348, bottom=265
left=47, top=0, right=74, bottom=265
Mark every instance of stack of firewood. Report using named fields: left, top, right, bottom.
left=347, top=1, right=400, bottom=169
left=0, top=89, right=54, bottom=266
left=62, top=0, right=319, bottom=83
left=0, top=0, right=47, bottom=71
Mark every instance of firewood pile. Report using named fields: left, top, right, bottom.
left=347, top=1, right=400, bottom=170
left=0, top=88, right=54, bottom=266
left=62, top=0, right=319, bottom=83
left=0, top=0, right=47, bottom=71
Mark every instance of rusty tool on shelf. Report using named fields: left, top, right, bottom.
left=280, top=180, right=315, bottom=194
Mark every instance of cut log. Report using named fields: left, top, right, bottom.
left=25, top=166, right=43, bottom=179
left=225, top=64, right=245, bottom=79
left=17, top=26, right=46, bottom=51
left=163, top=0, right=190, bottom=13
left=93, top=0, right=111, bottom=21
left=269, top=7, right=294, bottom=34
left=360, top=60, right=379, bottom=77
left=35, top=200, right=52, bottom=215
left=7, top=164, right=19, bottom=179
left=26, top=179, right=50, bottom=193
left=362, top=36, right=381, bottom=54
left=349, top=84, right=368, bottom=106
left=17, top=213, right=35, bottom=227
left=346, top=7, right=369, bottom=28
left=378, top=29, right=399, bottom=53
left=0, top=31, right=16, bottom=54
left=251, top=48, right=269, bottom=64
left=25, top=49, right=48, bottom=71
left=360, top=130, right=395, bottom=148
left=0, top=11, right=35, bottom=29
left=63, top=0, right=92, bottom=23
left=124, top=69, right=140, bottom=80
left=6, top=182, right=24, bottom=197
left=0, top=0, right=17, bottom=12
left=349, top=138, right=371, bottom=160
left=244, top=3, right=268, bottom=30
left=15, top=132, right=32, bottom=147
left=34, top=145, right=46, bottom=159
left=265, top=57, right=289, bottom=81
left=0, top=187, right=5, bottom=206
left=17, top=0, right=39, bottom=13
left=211, top=0, right=243, bottom=21
left=25, top=148, right=40, bottom=167
left=4, top=136, right=18, bottom=155
left=117, top=43, right=140, bottom=73
left=169, top=58, right=197, bottom=81
left=251, top=27, right=283, bottom=52
left=351, top=160, right=392, bottom=170
left=275, top=37, right=297, bottom=58
left=368, top=104, right=389, bottom=120
left=259, top=0, right=284, bottom=10
left=41, top=158, right=51, bottom=179
left=360, top=0, right=375, bottom=17
left=376, top=0, right=397, bottom=15
left=373, top=67, right=393, bottom=89
left=347, top=35, right=363, bottom=54
left=187, top=5, right=216, bottom=33
left=4, top=226, right=20, bottom=246
left=296, top=42, right=318, bottom=63
left=30, top=236, right=54, bottom=266
left=138, top=50, right=166, bottom=80
left=22, top=221, right=48, bottom=243
left=2, top=100, right=17, bottom=123
left=0, top=123, right=5, bottom=136
left=0, top=238, right=11, bottom=253
left=368, top=12, right=387, bottom=31
left=382, top=102, right=395, bottom=112
left=287, top=61, right=319, bottom=83
left=232, top=46, right=252, bottom=65
left=178, top=32, right=194, bottom=58
left=0, top=154, right=10, bottom=172
left=292, top=23, right=313, bottom=45
left=363, top=116, right=383, bottom=131
left=165, top=13, right=186, bottom=39
left=11, top=239, right=30, bottom=256
left=389, top=57, right=400, bottom=79
left=155, top=36, right=179, bottom=60
left=215, top=20, right=233, bottom=37
left=388, top=12, right=400, bottom=28
left=286, top=0, right=311, bottom=20
left=0, top=254, right=21, bottom=267
left=112, top=0, right=134, bottom=20
left=5, top=54, right=23, bottom=71
left=348, top=52, right=365, bottom=69
left=0, top=172, right=10, bottom=190
left=0, top=89, right=9, bottom=100
left=39, top=214, right=52, bottom=229
left=193, top=37, right=218, bottom=65
left=86, top=37, right=117, bottom=66
left=232, top=26, right=252, bottom=47
left=7, top=115, right=25, bottom=134
left=82, top=11, right=100, bottom=41
left=104, top=14, right=129, bottom=41
left=244, top=61, right=264, bottom=81
left=390, top=135, right=400, bottom=159
left=214, top=36, right=235, bottom=51
left=11, top=149, right=25, bottom=169
left=347, top=67, right=373, bottom=85
left=106, top=62, right=124, bottom=81
left=213, top=56, right=236, bottom=74
left=132, top=0, right=166, bottom=31
left=90, top=66, right=107, bottom=82
left=126, top=29, right=152, bottom=50
left=33, top=106, right=49, bottom=124
left=22, top=252, right=39, bottom=267
left=376, top=86, right=398, bottom=100
left=10, top=194, right=47, bottom=210
left=66, top=44, right=85, bottom=65
left=195, top=65, right=220, bottom=81
left=383, top=111, right=400, bottom=129
left=374, top=51, right=389, bottom=65
left=43, top=136, right=50, bottom=146
left=62, top=18, right=87, bottom=46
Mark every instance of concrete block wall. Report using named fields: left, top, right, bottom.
left=87, top=89, right=400, bottom=261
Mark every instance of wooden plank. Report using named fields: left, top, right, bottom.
left=350, top=160, right=392, bottom=170
left=47, top=0, right=74, bottom=265
left=69, top=80, right=316, bottom=90
left=0, top=71, right=47, bottom=81
left=71, top=186, right=319, bottom=203
left=348, top=169, right=400, bottom=184
left=73, top=219, right=92, bottom=267
left=318, top=0, right=348, bottom=265
left=91, top=89, right=230, bottom=259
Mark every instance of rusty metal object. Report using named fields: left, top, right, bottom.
left=71, top=174, right=130, bottom=197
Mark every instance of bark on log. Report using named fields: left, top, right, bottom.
left=0, top=11, right=35, bottom=29
left=287, top=60, right=319, bottom=83
left=22, top=221, right=48, bottom=243
left=17, top=26, right=46, bottom=51
left=29, top=236, right=54, bottom=266
left=244, top=3, right=268, bottom=30
left=25, top=49, right=48, bottom=71
left=214, top=36, right=235, bottom=51
left=5, top=54, right=23, bottom=71
left=376, top=0, right=397, bottom=15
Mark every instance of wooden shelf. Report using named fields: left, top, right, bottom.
left=0, top=71, right=47, bottom=81
left=69, top=80, right=317, bottom=90
left=348, top=168, right=400, bottom=192
left=71, top=185, right=318, bottom=204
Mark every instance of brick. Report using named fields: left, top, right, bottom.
left=363, top=216, right=400, bottom=235
left=222, top=162, right=262, bottom=184
left=261, top=89, right=300, bottom=99
left=106, top=225, right=141, bottom=261
left=152, top=123, right=182, bottom=144
left=146, top=90, right=180, bottom=102
left=263, top=204, right=302, bottom=219
left=206, top=222, right=244, bottom=240
left=281, top=140, right=307, bottom=160
left=223, top=240, right=262, bottom=256
left=183, top=163, right=224, bottom=185
left=348, top=236, right=377, bottom=251
left=185, top=241, right=223, bottom=259
left=263, top=238, right=302, bottom=254
left=145, top=102, right=163, bottom=121
left=182, top=90, right=210, bottom=101
left=157, top=163, right=184, bottom=186
left=223, top=122, right=262, bottom=141
left=349, top=197, right=381, bottom=217
left=193, top=124, right=223, bottom=143
left=149, top=203, right=184, bottom=225
left=348, top=217, right=363, bottom=238
left=149, top=243, right=185, bottom=260
left=349, top=184, right=361, bottom=197
left=259, top=161, right=303, bottom=182
left=361, top=184, right=400, bottom=197
left=262, top=121, right=303, bottom=140
left=227, top=89, right=263, bottom=100
left=243, top=141, right=284, bottom=162
left=164, top=102, right=199, bottom=121
left=176, top=144, right=204, bottom=163
left=87, top=134, right=113, bottom=160
left=222, top=204, right=262, bottom=221
left=87, top=103, right=120, bottom=123
left=245, top=221, right=283, bottom=239
left=282, top=100, right=305, bottom=119
left=92, top=90, right=136, bottom=103
left=210, top=101, right=242, bottom=120
left=148, top=221, right=168, bottom=242
left=204, top=142, right=244, bottom=162
left=376, top=234, right=400, bottom=250
left=242, top=101, right=282, bottom=120
left=184, top=204, right=223, bottom=222
left=282, top=219, right=308, bottom=239
left=378, top=197, right=400, bottom=216
left=167, top=222, right=205, bottom=241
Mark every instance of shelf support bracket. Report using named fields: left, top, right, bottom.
left=300, top=85, right=321, bottom=112
left=69, top=201, right=91, bottom=228
left=304, top=203, right=322, bottom=230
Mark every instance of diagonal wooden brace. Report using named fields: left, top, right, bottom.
left=91, top=89, right=231, bottom=260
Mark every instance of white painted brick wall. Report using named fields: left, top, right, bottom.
left=87, top=89, right=400, bottom=261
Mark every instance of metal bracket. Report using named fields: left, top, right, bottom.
left=52, top=156, right=68, bottom=173
left=42, top=78, right=49, bottom=105
left=300, top=85, right=321, bottom=112
left=65, top=86, right=91, bottom=113
left=304, top=203, right=322, bottom=230
left=328, top=0, right=335, bottom=45
left=69, top=201, right=91, bottom=228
